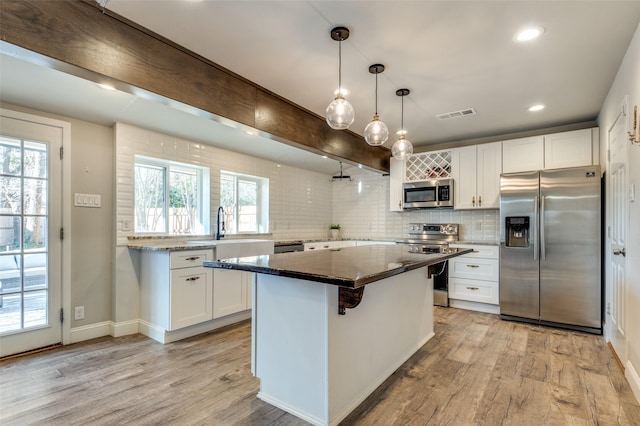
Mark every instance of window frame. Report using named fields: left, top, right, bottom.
left=220, top=170, right=268, bottom=235
left=134, top=155, right=209, bottom=235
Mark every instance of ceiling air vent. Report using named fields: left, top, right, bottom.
left=436, top=108, right=477, bottom=120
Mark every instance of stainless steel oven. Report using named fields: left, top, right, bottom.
left=402, top=179, right=454, bottom=209
left=396, top=223, right=459, bottom=307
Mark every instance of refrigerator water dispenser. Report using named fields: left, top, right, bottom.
left=505, top=216, right=529, bottom=248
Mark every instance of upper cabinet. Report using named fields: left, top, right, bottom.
left=502, top=128, right=598, bottom=173
left=452, top=141, right=502, bottom=210
left=544, top=128, right=597, bottom=170
left=502, top=136, right=544, bottom=173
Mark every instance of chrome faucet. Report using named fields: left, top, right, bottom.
left=216, top=206, right=225, bottom=240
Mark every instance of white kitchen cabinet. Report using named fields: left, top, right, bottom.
left=453, top=142, right=502, bottom=209
left=544, top=128, right=594, bottom=169
left=502, top=128, right=599, bottom=173
left=448, top=244, right=499, bottom=313
left=502, top=136, right=544, bottom=173
left=140, top=249, right=214, bottom=332
left=389, top=157, right=404, bottom=212
left=213, top=269, right=250, bottom=319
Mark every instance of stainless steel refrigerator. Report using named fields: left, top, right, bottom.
left=499, top=166, right=601, bottom=333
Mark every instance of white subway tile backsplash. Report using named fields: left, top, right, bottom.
left=115, top=123, right=499, bottom=244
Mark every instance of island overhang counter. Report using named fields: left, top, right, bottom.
left=203, top=244, right=471, bottom=426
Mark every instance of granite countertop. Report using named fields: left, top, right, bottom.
left=127, top=238, right=272, bottom=251
left=203, top=245, right=472, bottom=288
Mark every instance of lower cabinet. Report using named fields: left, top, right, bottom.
left=448, top=244, right=499, bottom=313
left=141, top=249, right=215, bottom=332
left=213, top=269, right=251, bottom=319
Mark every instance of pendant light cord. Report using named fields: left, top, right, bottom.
left=401, top=94, right=404, bottom=130
left=374, top=71, right=378, bottom=115
left=338, top=38, right=342, bottom=95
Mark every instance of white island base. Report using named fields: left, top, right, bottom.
left=251, top=266, right=434, bottom=426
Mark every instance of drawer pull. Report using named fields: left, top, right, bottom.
left=466, top=264, right=480, bottom=268
left=185, top=276, right=201, bottom=282
left=466, top=286, right=480, bottom=291
left=185, top=256, right=201, bottom=261
left=472, top=250, right=480, bottom=253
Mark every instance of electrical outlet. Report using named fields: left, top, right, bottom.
left=74, top=306, right=85, bottom=320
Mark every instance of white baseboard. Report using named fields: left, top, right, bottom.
left=111, top=319, right=140, bottom=337
left=449, top=299, right=500, bottom=314
left=70, top=321, right=112, bottom=343
left=626, top=360, right=640, bottom=404
left=139, top=311, right=252, bottom=344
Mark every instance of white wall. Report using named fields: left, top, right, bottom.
left=598, top=23, right=640, bottom=400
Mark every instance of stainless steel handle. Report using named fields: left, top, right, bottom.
left=613, top=248, right=626, bottom=256
left=466, top=264, right=480, bottom=268
left=466, top=287, right=479, bottom=291
left=185, top=276, right=201, bottom=282
left=185, top=256, right=201, bottom=261
left=533, top=196, right=539, bottom=261
left=540, top=196, right=546, bottom=261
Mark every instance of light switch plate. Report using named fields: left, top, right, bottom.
left=74, top=193, right=101, bottom=208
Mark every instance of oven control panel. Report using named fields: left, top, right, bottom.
left=408, top=223, right=459, bottom=236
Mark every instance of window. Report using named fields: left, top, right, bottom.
left=134, top=156, right=209, bottom=234
left=220, top=171, right=268, bottom=234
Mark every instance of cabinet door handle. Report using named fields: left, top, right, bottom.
left=308, top=247, right=315, bottom=250
left=472, top=250, right=480, bottom=253
left=185, top=256, right=201, bottom=261
left=466, top=286, right=480, bottom=291
left=466, top=264, right=480, bottom=268
left=478, top=196, right=482, bottom=206
left=472, top=196, right=475, bottom=207
left=185, top=276, right=201, bottom=282
left=399, top=200, right=402, bottom=209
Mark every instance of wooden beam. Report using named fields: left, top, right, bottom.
left=0, top=0, right=390, bottom=172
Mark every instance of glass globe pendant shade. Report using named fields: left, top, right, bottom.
left=326, top=95, right=355, bottom=130
left=364, top=114, right=389, bottom=146
left=391, top=134, right=413, bottom=160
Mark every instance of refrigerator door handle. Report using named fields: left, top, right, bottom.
left=540, top=195, right=546, bottom=260
left=533, top=196, right=539, bottom=261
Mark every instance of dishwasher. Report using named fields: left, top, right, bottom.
left=274, top=241, right=305, bottom=253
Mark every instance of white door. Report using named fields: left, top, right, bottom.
left=0, top=115, right=62, bottom=357
left=607, top=107, right=629, bottom=361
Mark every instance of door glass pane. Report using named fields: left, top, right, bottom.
left=0, top=216, right=21, bottom=252
left=238, top=180, right=257, bottom=232
left=0, top=177, right=22, bottom=214
left=23, top=140, right=47, bottom=178
left=0, top=136, right=21, bottom=176
left=24, top=290, right=47, bottom=328
left=24, top=216, right=46, bottom=250
left=0, top=138, right=50, bottom=334
left=23, top=179, right=47, bottom=215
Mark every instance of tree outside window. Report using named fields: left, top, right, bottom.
left=220, top=171, right=268, bottom=234
left=134, top=156, right=209, bottom=235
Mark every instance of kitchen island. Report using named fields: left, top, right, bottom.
left=204, top=244, right=471, bottom=426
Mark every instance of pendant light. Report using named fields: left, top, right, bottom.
left=391, top=89, right=414, bottom=160
left=364, top=64, right=389, bottom=146
left=326, top=26, right=355, bottom=130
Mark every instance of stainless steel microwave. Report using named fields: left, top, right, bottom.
left=402, top=179, right=454, bottom=209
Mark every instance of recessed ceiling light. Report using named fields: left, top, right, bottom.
left=527, top=104, right=545, bottom=112
left=96, top=82, right=116, bottom=91
left=514, top=26, right=545, bottom=42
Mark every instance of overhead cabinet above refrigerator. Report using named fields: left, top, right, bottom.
left=499, top=166, right=602, bottom=333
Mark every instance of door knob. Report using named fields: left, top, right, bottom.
left=613, top=248, right=626, bottom=256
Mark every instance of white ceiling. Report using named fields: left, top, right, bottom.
left=1, top=1, right=640, bottom=175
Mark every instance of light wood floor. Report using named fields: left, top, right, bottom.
left=1, top=307, right=639, bottom=425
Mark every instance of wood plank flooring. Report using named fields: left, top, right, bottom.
left=1, top=307, right=639, bottom=425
